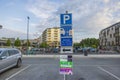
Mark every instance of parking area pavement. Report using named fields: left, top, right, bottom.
left=0, top=56, right=120, bottom=80
left=22, top=54, right=120, bottom=58
left=0, top=64, right=31, bottom=80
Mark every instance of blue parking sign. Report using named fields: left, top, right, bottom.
left=61, top=26, right=72, bottom=37
left=60, top=14, right=72, bottom=25
left=61, top=38, right=73, bottom=46
left=60, top=13, right=72, bottom=47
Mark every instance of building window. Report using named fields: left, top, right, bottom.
left=110, top=34, right=112, bottom=38
left=113, top=33, right=115, bottom=37
left=111, top=27, right=113, bottom=30
left=107, top=29, right=110, bottom=35
left=112, top=41, right=114, bottom=46
left=103, top=31, right=106, bottom=37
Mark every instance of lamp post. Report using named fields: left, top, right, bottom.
left=0, top=25, right=3, bottom=47
left=0, top=25, right=2, bottom=29
left=27, top=16, right=30, bottom=55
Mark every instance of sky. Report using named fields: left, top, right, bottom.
left=0, top=0, right=120, bottom=42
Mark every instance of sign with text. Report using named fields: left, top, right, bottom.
left=60, top=55, right=73, bottom=75
left=60, top=13, right=73, bottom=53
left=61, top=38, right=72, bottom=46
left=60, top=12, right=73, bottom=75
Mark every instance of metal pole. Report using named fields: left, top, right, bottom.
left=66, top=11, right=68, bottom=14
left=0, top=25, right=2, bottom=29
left=27, top=16, right=30, bottom=55
left=64, top=74, right=66, bottom=80
left=0, top=25, right=3, bottom=47
left=63, top=11, right=68, bottom=80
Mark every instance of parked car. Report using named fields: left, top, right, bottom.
left=0, top=48, right=22, bottom=73
left=90, top=48, right=97, bottom=52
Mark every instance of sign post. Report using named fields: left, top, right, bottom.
left=60, top=11, right=73, bottom=80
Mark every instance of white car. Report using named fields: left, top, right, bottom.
left=0, top=48, right=22, bottom=73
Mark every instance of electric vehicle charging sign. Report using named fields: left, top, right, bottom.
left=60, top=55, right=73, bottom=75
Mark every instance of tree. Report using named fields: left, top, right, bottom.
left=73, top=43, right=80, bottom=47
left=40, top=42, right=49, bottom=48
left=80, top=38, right=99, bottom=48
left=26, top=40, right=30, bottom=46
left=14, top=38, right=21, bottom=47
left=22, top=40, right=30, bottom=47
left=6, top=39, right=11, bottom=46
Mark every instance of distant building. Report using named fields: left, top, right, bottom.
left=99, top=22, right=120, bottom=50
left=41, top=27, right=60, bottom=47
left=21, top=38, right=40, bottom=47
left=0, top=37, right=15, bottom=47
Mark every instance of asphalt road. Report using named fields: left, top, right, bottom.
left=0, top=55, right=120, bottom=80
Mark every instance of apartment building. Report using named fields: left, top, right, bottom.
left=99, top=22, right=120, bottom=50
left=41, top=27, right=60, bottom=47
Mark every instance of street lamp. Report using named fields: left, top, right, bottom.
left=0, top=25, right=2, bottom=29
left=0, top=25, right=3, bottom=47
left=27, top=16, right=30, bottom=55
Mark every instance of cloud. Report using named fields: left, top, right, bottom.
left=27, top=0, right=59, bottom=19
left=27, top=0, right=120, bottom=41
left=10, top=17, right=22, bottom=22
left=104, top=0, right=110, bottom=3
left=0, top=28, right=34, bottom=39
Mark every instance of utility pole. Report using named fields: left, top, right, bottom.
left=0, top=25, right=2, bottom=29
left=27, top=16, right=30, bottom=55
left=0, top=25, right=3, bottom=47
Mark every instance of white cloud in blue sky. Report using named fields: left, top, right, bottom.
left=0, top=0, right=120, bottom=41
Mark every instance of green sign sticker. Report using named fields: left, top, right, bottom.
left=60, top=61, right=73, bottom=68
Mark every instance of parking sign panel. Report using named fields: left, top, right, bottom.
left=60, top=13, right=73, bottom=47
left=61, top=26, right=72, bottom=37
left=60, top=13, right=73, bottom=75
left=60, top=55, right=73, bottom=75
left=60, top=14, right=72, bottom=25
left=61, top=38, right=72, bottom=46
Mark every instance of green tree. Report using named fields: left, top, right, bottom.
left=22, top=40, right=30, bottom=47
left=14, top=38, right=21, bottom=47
left=6, top=39, right=11, bottom=46
left=80, top=38, right=99, bottom=48
left=73, top=43, right=80, bottom=47
left=40, top=42, right=49, bottom=48
left=27, top=40, right=30, bottom=46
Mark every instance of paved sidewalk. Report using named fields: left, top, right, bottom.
left=98, top=50, right=118, bottom=53
left=23, top=54, right=120, bottom=58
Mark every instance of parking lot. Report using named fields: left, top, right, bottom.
left=0, top=55, right=120, bottom=80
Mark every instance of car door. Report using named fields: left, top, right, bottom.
left=8, top=50, right=17, bottom=66
left=0, top=50, right=10, bottom=71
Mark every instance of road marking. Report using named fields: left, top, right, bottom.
left=5, top=65, right=31, bottom=80
left=75, top=65, right=120, bottom=67
left=98, top=66, right=120, bottom=80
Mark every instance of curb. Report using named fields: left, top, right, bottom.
left=22, top=54, right=120, bottom=58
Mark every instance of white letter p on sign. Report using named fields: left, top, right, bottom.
left=63, top=15, right=70, bottom=24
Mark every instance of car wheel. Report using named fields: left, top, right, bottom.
left=16, top=59, right=22, bottom=68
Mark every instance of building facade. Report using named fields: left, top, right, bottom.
left=0, top=38, right=15, bottom=47
left=99, top=22, right=120, bottom=50
left=41, top=27, right=60, bottom=47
